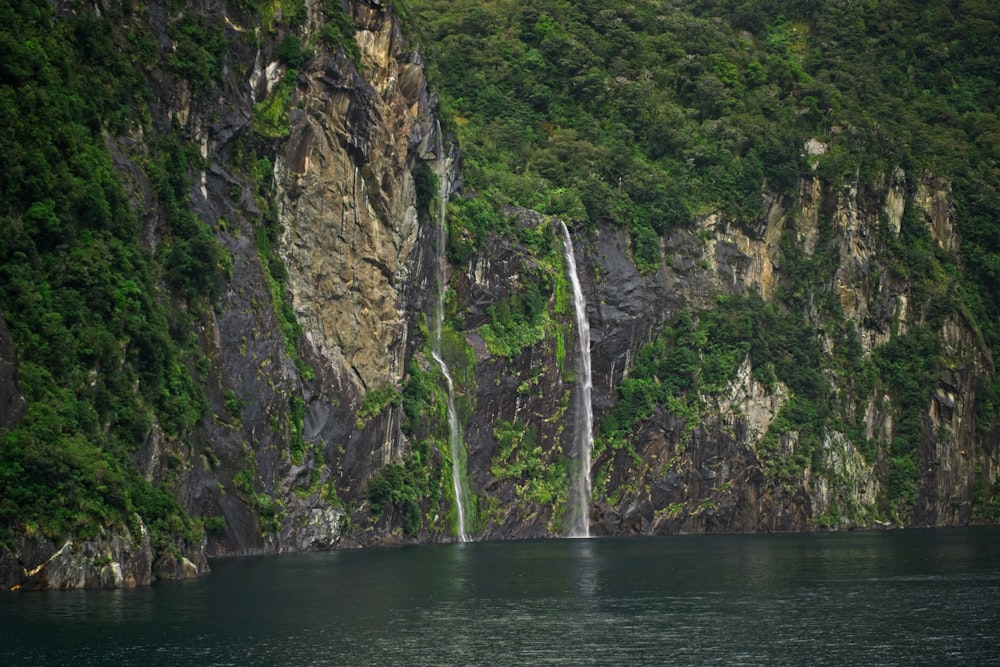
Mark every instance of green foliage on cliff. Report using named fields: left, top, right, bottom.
left=600, top=295, right=832, bottom=440
left=253, top=69, right=299, bottom=139
left=411, top=0, right=1000, bottom=521
left=446, top=195, right=507, bottom=265
left=491, top=420, right=568, bottom=518
left=0, top=0, right=215, bottom=552
left=319, top=0, right=362, bottom=63
left=356, top=385, right=403, bottom=429
left=150, top=134, right=228, bottom=303
left=597, top=292, right=946, bottom=512
left=167, top=13, right=228, bottom=91
left=367, top=437, right=445, bottom=537
left=234, top=456, right=284, bottom=535
left=409, top=0, right=1000, bottom=318
left=478, top=216, right=568, bottom=358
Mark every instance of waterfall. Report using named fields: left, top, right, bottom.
left=560, top=221, right=593, bottom=538
left=431, top=160, right=470, bottom=542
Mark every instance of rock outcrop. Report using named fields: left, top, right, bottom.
left=0, top=518, right=207, bottom=591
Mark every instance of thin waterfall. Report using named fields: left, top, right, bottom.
left=430, top=160, right=470, bottom=542
left=560, top=221, right=593, bottom=538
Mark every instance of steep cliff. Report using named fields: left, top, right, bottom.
left=0, top=0, right=450, bottom=588
left=581, top=164, right=996, bottom=534
left=1, top=0, right=999, bottom=590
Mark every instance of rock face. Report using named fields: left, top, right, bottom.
left=0, top=519, right=167, bottom=591
left=574, top=161, right=997, bottom=535
left=2, top=2, right=999, bottom=591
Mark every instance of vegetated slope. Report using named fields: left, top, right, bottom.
left=410, top=0, right=998, bottom=306
left=0, top=0, right=213, bottom=574
left=406, top=0, right=1000, bottom=527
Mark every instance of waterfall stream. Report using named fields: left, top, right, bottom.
left=431, top=160, right=470, bottom=542
left=560, top=221, right=593, bottom=538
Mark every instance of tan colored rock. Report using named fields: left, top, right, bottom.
left=915, top=175, right=958, bottom=253
left=715, top=355, right=788, bottom=445
left=883, top=167, right=906, bottom=235
left=276, top=5, right=438, bottom=394
left=699, top=202, right=784, bottom=300
left=797, top=174, right=823, bottom=255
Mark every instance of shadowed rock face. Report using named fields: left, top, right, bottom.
left=0, top=518, right=205, bottom=591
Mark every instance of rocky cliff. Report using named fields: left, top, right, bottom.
left=1, top=0, right=998, bottom=590
left=579, top=163, right=996, bottom=534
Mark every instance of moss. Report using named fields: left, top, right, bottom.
left=490, top=420, right=568, bottom=519
left=252, top=69, right=298, bottom=139
left=356, top=385, right=402, bottom=430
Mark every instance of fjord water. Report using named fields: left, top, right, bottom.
left=4, top=529, right=999, bottom=666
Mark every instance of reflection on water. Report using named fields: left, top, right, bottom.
left=3, top=528, right=999, bottom=666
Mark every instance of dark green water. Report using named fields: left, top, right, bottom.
left=3, top=528, right=999, bottom=666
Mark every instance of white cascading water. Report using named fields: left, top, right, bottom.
left=431, top=159, right=469, bottom=542
left=560, top=221, right=593, bottom=538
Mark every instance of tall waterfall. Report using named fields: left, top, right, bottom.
left=431, top=160, right=470, bottom=542
left=560, top=221, right=593, bottom=538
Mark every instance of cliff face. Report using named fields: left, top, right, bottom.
left=2, top=0, right=998, bottom=590
left=451, top=154, right=997, bottom=537
left=173, top=0, right=452, bottom=554
left=576, top=162, right=996, bottom=535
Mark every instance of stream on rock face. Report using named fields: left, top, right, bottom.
left=3, top=528, right=998, bottom=666
left=432, top=154, right=470, bottom=542
left=561, top=221, right=594, bottom=538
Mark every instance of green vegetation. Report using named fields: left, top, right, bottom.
left=0, top=0, right=210, bottom=551
left=478, top=216, right=569, bottom=358
left=601, top=295, right=831, bottom=438
left=596, top=292, right=946, bottom=512
left=401, top=359, right=435, bottom=436
left=366, top=437, right=445, bottom=536
left=319, top=0, right=362, bottom=63
left=356, top=385, right=403, bottom=430
left=408, top=0, right=1000, bottom=335
left=233, top=454, right=284, bottom=535
left=253, top=70, right=299, bottom=139
left=275, top=34, right=313, bottom=69
left=972, top=474, right=1000, bottom=523
left=148, top=133, right=228, bottom=304
left=409, top=0, right=999, bottom=519
left=445, top=196, right=504, bottom=265
left=490, top=420, right=568, bottom=526
left=873, top=328, right=940, bottom=514
left=1, top=0, right=998, bottom=554
left=166, top=13, right=228, bottom=91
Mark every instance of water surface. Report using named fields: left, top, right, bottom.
left=3, top=528, right=998, bottom=665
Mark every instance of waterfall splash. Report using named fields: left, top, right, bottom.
left=431, top=160, right=470, bottom=542
left=560, top=221, right=593, bottom=538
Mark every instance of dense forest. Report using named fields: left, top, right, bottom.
left=409, top=0, right=999, bottom=333
left=0, top=0, right=213, bottom=554
left=0, top=0, right=998, bottom=582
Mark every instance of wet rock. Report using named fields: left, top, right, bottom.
left=2, top=519, right=167, bottom=591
